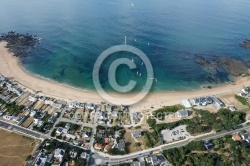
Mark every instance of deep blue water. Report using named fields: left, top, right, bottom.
left=1, top=0, right=250, bottom=92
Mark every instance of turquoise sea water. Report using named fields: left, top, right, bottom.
left=1, top=0, right=250, bottom=92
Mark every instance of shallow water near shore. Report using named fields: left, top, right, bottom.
left=1, top=0, right=250, bottom=92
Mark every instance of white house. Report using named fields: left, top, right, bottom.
left=181, top=99, right=192, bottom=108
left=52, top=103, right=62, bottom=109
left=45, top=100, right=54, bottom=105
left=68, top=101, right=77, bottom=108
left=131, top=131, right=142, bottom=138
left=35, top=152, right=47, bottom=166
left=228, top=106, right=237, bottom=112
left=30, top=111, right=36, bottom=117
left=242, top=88, right=249, bottom=94
left=66, top=133, right=76, bottom=140
left=33, top=118, right=39, bottom=125
left=56, top=127, right=63, bottom=135
left=29, top=96, right=37, bottom=102
left=0, top=81, right=5, bottom=87
left=0, top=75, right=5, bottom=81
left=12, top=87, right=22, bottom=96
left=54, top=148, right=65, bottom=162
left=6, top=83, right=14, bottom=91
left=80, top=152, right=89, bottom=159
left=70, top=149, right=77, bottom=158
left=176, top=110, right=189, bottom=118
left=62, top=128, right=68, bottom=134
left=39, top=96, right=46, bottom=101
left=3, top=115, right=14, bottom=120
left=85, top=103, right=95, bottom=110
left=37, top=120, right=44, bottom=127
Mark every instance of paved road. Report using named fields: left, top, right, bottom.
left=1, top=118, right=250, bottom=166
left=91, top=124, right=250, bottom=166
left=0, top=120, right=48, bottom=139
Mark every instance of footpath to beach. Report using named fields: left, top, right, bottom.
left=1, top=41, right=250, bottom=111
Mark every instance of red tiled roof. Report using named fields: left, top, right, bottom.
left=104, top=145, right=111, bottom=152
left=104, top=137, right=111, bottom=144
left=94, top=143, right=103, bottom=150
left=232, top=134, right=242, bottom=141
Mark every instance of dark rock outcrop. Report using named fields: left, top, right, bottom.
left=0, top=31, right=40, bottom=59
left=240, top=39, right=250, bottom=50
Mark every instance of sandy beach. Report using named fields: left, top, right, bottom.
left=1, top=41, right=250, bottom=110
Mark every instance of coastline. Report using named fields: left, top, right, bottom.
left=1, top=41, right=250, bottom=109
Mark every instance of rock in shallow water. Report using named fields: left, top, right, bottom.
left=195, top=55, right=249, bottom=83
left=0, top=31, right=40, bottom=60
left=240, top=39, right=250, bottom=50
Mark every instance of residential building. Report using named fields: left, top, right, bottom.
left=106, top=105, right=113, bottom=112
left=111, top=110, right=119, bottom=117
left=45, top=100, right=54, bottom=105
left=54, top=148, right=65, bottom=162
left=0, top=75, right=5, bottom=81
left=52, top=103, right=62, bottom=109
left=104, top=145, right=111, bottom=152
left=131, top=161, right=146, bottom=166
left=228, top=106, right=237, bottom=112
left=132, top=112, right=142, bottom=124
left=84, top=131, right=91, bottom=138
left=35, top=152, right=48, bottom=166
left=240, top=133, right=250, bottom=140
left=181, top=99, right=192, bottom=108
left=3, top=115, right=14, bottom=120
left=66, top=133, right=76, bottom=140
left=94, top=143, right=103, bottom=150
left=242, top=88, right=249, bottom=94
left=56, top=127, right=63, bottom=135
left=39, top=96, right=46, bottom=101
left=213, top=97, right=225, bottom=107
left=114, top=131, right=120, bottom=138
left=29, top=96, right=37, bottom=102
left=70, top=149, right=77, bottom=158
left=30, top=111, right=36, bottom=117
left=12, top=87, right=22, bottom=96
left=115, top=140, right=126, bottom=150
left=104, top=137, right=111, bottom=144
left=232, top=134, right=242, bottom=141
left=80, top=152, right=89, bottom=159
left=131, top=131, right=142, bottom=138
left=204, top=141, right=213, bottom=150
left=65, top=123, right=71, bottom=130
left=85, top=103, right=95, bottom=110
left=176, top=110, right=189, bottom=118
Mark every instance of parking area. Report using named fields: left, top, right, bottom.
left=161, top=125, right=190, bottom=143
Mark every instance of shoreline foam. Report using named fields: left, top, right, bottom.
left=1, top=41, right=250, bottom=109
